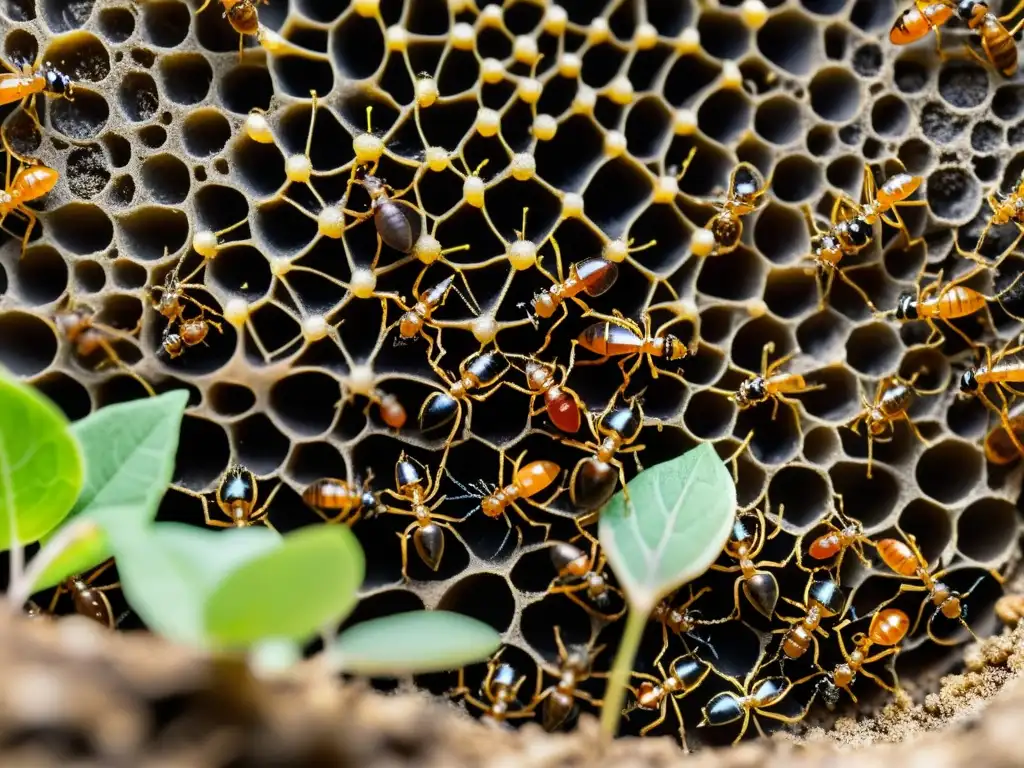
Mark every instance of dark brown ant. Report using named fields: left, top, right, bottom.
left=546, top=533, right=624, bottom=621
left=450, top=648, right=537, bottom=725
left=380, top=447, right=472, bottom=581
left=697, top=652, right=821, bottom=744
left=623, top=654, right=711, bottom=747
left=523, top=237, right=620, bottom=354
left=160, top=313, right=223, bottom=359
left=771, top=576, right=847, bottom=667
left=847, top=370, right=941, bottom=479
left=691, top=162, right=771, bottom=258
left=557, top=391, right=647, bottom=512
left=419, top=349, right=510, bottom=441
left=651, top=585, right=731, bottom=666
left=177, top=464, right=282, bottom=529
left=533, top=627, right=607, bottom=731
left=710, top=500, right=790, bottom=620
left=48, top=560, right=123, bottom=629
left=54, top=298, right=155, bottom=396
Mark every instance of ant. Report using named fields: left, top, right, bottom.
left=878, top=265, right=990, bottom=348
left=160, top=313, right=223, bottom=359
left=803, top=163, right=924, bottom=311
left=817, top=608, right=909, bottom=708
left=960, top=336, right=1024, bottom=459
left=651, top=585, right=731, bottom=666
left=709, top=341, right=824, bottom=430
left=176, top=464, right=282, bottom=529
left=419, top=349, right=510, bottom=440
left=571, top=308, right=692, bottom=394
left=795, top=495, right=874, bottom=573
left=503, top=353, right=585, bottom=434
left=891, top=1, right=1024, bottom=77
left=771, top=576, right=847, bottom=667
left=547, top=534, right=624, bottom=621
left=691, top=162, right=771, bottom=258
left=848, top=370, right=941, bottom=479
left=984, top=400, right=1024, bottom=465
left=54, top=298, right=155, bottom=396
left=151, top=251, right=223, bottom=324
left=623, top=654, right=710, bottom=748
left=0, top=59, right=74, bottom=121
left=450, top=648, right=537, bottom=725
left=447, top=449, right=559, bottom=553
left=533, top=626, right=607, bottom=732
left=524, top=237, right=620, bottom=353
left=195, top=0, right=266, bottom=57
left=372, top=389, right=407, bottom=430
left=697, top=651, right=821, bottom=745
left=349, top=165, right=424, bottom=255
left=956, top=166, right=1024, bottom=270
left=0, top=152, right=59, bottom=254
left=875, top=532, right=994, bottom=645
left=390, top=271, right=480, bottom=364
left=381, top=448, right=471, bottom=580
left=301, top=475, right=385, bottom=525
left=151, top=251, right=225, bottom=358
left=558, top=391, right=646, bottom=512
left=710, top=500, right=790, bottom=619
left=48, top=560, right=124, bottom=629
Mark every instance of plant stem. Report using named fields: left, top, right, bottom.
left=599, top=605, right=648, bottom=738
left=8, top=520, right=98, bottom=611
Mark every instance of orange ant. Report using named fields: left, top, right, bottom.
left=54, top=298, right=155, bottom=396
left=957, top=165, right=1024, bottom=270
left=0, top=60, right=75, bottom=118
left=709, top=341, right=824, bottom=429
left=533, top=627, right=607, bottom=732
left=817, top=608, right=909, bottom=708
left=875, top=531, right=995, bottom=644
left=878, top=265, right=990, bottom=348
left=372, top=389, right=407, bottom=430
left=691, top=162, right=771, bottom=258
left=160, top=313, right=223, bottom=359
left=177, top=465, right=282, bottom=529
left=503, top=353, right=585, bottom=434
left=301, top=475, right=384, bottom=525
left=771, top=576, right=847, bottom=667
left=803, top=164, right=925, bottom=311
left=450, top=648, right=537, bottom=725
left=390, top=272, right=480, bottom=364
left=195, top=0, right=266, bottom=57
left=697, top=651, right=821, bottom=744
left=848, top=370, right=941, bottom=479
left=0, top=153, right=59, bottom=255
left=48, top=560, right=123, bottom=629
left=151, top=251, right=225, bottom=358
left=651, top=585, right=731, bottom=666
left=795, top=495, right=874, bottom=573
left=623, top=654, right=710, bottom=747
left=524, top=237, right=620, bottom=354
left=960, top=337, right=1024, bottom=461
left=710, top=500, right=790, bottom=619
left=891, top=1, right=1024, bottom=77
left=571, top=308, right=692, bottom=394
left=381, top=448, right=471, bottom=581
left=547, top=534, right=624, bottom=621
left=447, top=449, right=559, bottom=554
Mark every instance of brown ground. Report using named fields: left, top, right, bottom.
left=6, top=613, right=1024, bottom=767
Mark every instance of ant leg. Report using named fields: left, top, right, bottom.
left=510, top=502, right=552, bottom=541
left=249, top=481, right=284, bottom=523
left=96, top=338, right=155, bottom=397
left=533, top=302, right=568, bottom=357
left=900, top=415, right=931, bottom=447
left=397, top=523, right=418, bottom=583
left=17, top=206, right=36, bottom=257
left=638, top=702, right=669, bottom=737
left=835, top=266, right=878, bottom=312
left=999, top=0, right=1024, bottom=22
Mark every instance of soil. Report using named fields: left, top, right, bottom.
left=7, top=612, right=1024, bottom=767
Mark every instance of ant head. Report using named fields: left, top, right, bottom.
left=956, top=1, right=985, bottom=22
left=42, top=61, right=74, bottom=99
left=532, top=290, right=558, bottom=319
left=524, top=358, right=553, bottom=390
left=664, top=334, right=689, bottom=361
left=894, top=291, right=917, bottom=320
left=736, top=377, right=765, bottom=406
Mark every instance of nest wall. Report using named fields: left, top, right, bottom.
left=1, top=0, right=1023, bottom=750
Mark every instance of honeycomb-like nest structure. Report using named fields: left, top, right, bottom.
left=3, top=0, right=1024, bottom=750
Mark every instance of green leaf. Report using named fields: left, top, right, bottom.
left=599, top=442, right=737, bottom=613
left=330, top=611, right=501, bottom=676
left=32, top=392, right=190, bottom=590
left=597, top=442, right=737, bottom=737
left=0, top=374, right=83, bottom=550
left=204, top=525, right=364, bottom=648
left=111, top=523, right=281, bottom=647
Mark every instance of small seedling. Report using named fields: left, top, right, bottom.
left=597, top=442, right=737, bottom=738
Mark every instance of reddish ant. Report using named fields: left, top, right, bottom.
left=623, top=654, right=710, bottom=747
left=795, top=495, right=874, bottom=573
left=503, top=353, right=585, bottom=434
